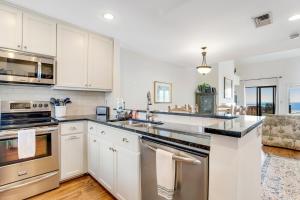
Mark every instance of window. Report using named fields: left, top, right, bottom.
left=289, top=86, right=300, bottom=114
left=245, top=86, right=276, bottom=116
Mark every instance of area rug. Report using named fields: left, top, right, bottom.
left=262, top=154, right=300, bottom=200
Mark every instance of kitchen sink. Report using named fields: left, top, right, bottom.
left=110, top=119, right=163, bottom=128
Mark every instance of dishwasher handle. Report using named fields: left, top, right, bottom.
left=140, top=139, right=201, bottom=165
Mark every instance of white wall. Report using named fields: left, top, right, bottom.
left=198, top=60, right=235, bottom=105
left=237, top=56, right=300, bottom=114
left=0, top=85, right=105, bottom=115
left=120, top=48, right=199, bottom=111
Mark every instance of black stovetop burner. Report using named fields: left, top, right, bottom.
left=0, top=111, right=58, bottom=130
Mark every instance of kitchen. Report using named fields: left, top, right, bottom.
left=0, top=1, right=295, bottom=200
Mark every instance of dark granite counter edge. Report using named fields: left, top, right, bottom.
left=204, top=120, right=263, bottom=138
left=55, top=117, right=210, bottom=150
left=134, top=109, right=238, bottom=119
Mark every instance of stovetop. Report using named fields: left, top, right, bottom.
left=0, top=111, right=58, bottom=130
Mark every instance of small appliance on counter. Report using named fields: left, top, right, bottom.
left=96, top=106, right=110, bottom=120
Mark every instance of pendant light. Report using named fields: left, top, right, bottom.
left=197, top=47, right=212, bottom=75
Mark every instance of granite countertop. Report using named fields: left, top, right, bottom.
left=55, top=115, right=211, bottom=151
left=204, top=115, right=264, bottom=137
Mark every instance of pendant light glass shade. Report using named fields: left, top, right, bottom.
left=197, top=47, right=212, bottom=75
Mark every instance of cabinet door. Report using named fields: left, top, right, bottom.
left=0, top=4, right=22, bottom=50
left=87, top=33, right=113, bottom=90
left=98, top=139, right=114, bottom=192
left=57, top=24, right=88, bottom=88
left=23, top=13, right=56, bottom=56
left=115, top=146, right=141, bottom=200
left=60, top=133, right=84, bottom=180
left=87, top=132, right=99, bottom=179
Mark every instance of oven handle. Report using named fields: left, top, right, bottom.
left=140, top=139, right=201, bottom=165
left=0, top=126, right=58, bottom=139
left=0, top=171, right=58, bottom=193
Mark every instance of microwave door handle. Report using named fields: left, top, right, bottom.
left=37, top=61, right=42, bottom=80
left=140, top=140, right=201, bottom=165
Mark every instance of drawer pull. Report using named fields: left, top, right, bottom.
left=122, top=138, right=129, bottom=143
left=93, top=139, right=97, bottom=142
left=90, top=127, right=94, bottom=130
left=69, top=136, right=80, bottom=140
left=109, top=147, right=114, bottom=151
left=101, top=131, right=105, bottom=135
left=18, top=171, right=28, bottom=176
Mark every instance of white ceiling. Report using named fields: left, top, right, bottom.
left=6, top=0, right=300, bottom=67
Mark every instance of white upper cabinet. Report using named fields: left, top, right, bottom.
left=88, top=33, right=113, bottom=90
left=0, top=4, right=22, bottom=50
left=57, top=24, right=88, bottom=88
left=23, top=13, right=56, bottom=56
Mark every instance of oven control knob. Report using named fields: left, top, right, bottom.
left=44, top=104, right=49, bottom=108
left=33, top=104, right=37, bottom=108
left=38, top=104, right=43, bottom=108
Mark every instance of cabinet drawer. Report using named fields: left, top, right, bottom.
left=113, top=129, right=140, bottom=152
left=61, top=122, right=85, bottom=135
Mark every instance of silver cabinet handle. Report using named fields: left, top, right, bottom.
left=23, top=45, right=27, bottom=49
left=101, top=130, right=105, bottom=135
left=69, top=135, right=80, bottom=140
left=17, top=45, right=21, bottom=48
left=122, top=138, right=129, bottom=143
left=89, top=126, right=94, bottom=130
left=0, top=171, right=58, bottom=193
left=93, top=139, right=97, bottom=142
left=18, top=171, right=28, bottom=177
left=109, top=147, right=114, bottom=151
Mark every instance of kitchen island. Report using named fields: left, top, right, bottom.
left=55, top=113, right=264, bottom=200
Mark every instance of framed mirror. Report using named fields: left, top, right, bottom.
left=154, top=81, right=172, bottom=103
left=224, top=77, right=233, bottom=99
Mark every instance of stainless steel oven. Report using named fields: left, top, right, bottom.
left=0, top=126, right=59, bottom=199
left=0, top=101, right=59, bottom=200
left=0, top=48, right=55, bottom=85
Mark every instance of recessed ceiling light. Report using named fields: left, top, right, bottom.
left=289, top=14, right=300, bottom=21
left=104, top=13, right=114, bottom=20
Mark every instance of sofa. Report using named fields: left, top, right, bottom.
left=262, top=114, right=300, bottom=150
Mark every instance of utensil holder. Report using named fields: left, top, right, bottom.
left=55, top=106, right=66, bottom=118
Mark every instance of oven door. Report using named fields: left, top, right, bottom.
left=0, top=49, right=54, bottom=85
left=0, top=126, right=58, bottom=186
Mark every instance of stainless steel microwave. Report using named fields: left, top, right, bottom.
left=0, top=48, right=55, bottom=85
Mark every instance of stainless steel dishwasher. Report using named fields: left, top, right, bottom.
left=140, top=136, right=209, bottom=200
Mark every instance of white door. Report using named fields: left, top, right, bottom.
left=98, top=139, right=114, bottom=192
left=57, top=24, right=88, bottom=88
left=23, top=13, right=56, bottom=56
left=87, top=33, right=113, bottom=90
left=60, top=133, right=84, bottom=180
left=115, top=146, right=141, bottom=200
left=87, top=132, right=99, bottom=179
left=0, top=4, right=22, bottom=50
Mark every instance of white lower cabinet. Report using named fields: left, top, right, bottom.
left=115, top=146, right=140, bottom=200
left=60, top=122, right=87, bottom=181
left=60, top=133, right=84, bottom=180
left=98, top=139, right=115, bottom=192
left=87, top=122, right=141, bottom=200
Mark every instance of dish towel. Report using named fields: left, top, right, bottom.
left=156, top=149, right=176, bottom=200
left=18, top=129, right=36, bottom=159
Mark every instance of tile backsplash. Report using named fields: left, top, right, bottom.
left=0, top=85, right=106, bottom=116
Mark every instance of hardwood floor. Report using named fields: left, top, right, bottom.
left=262, top=145, right=300, bottom=160
left=28, top=175, right=115, bottom=200
left=28, top=145, right=300, bottom=200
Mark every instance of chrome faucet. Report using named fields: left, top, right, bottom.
left=146, top=91, right=153, bottom=121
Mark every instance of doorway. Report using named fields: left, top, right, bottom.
left=245, top=86, right=276, bottom=116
